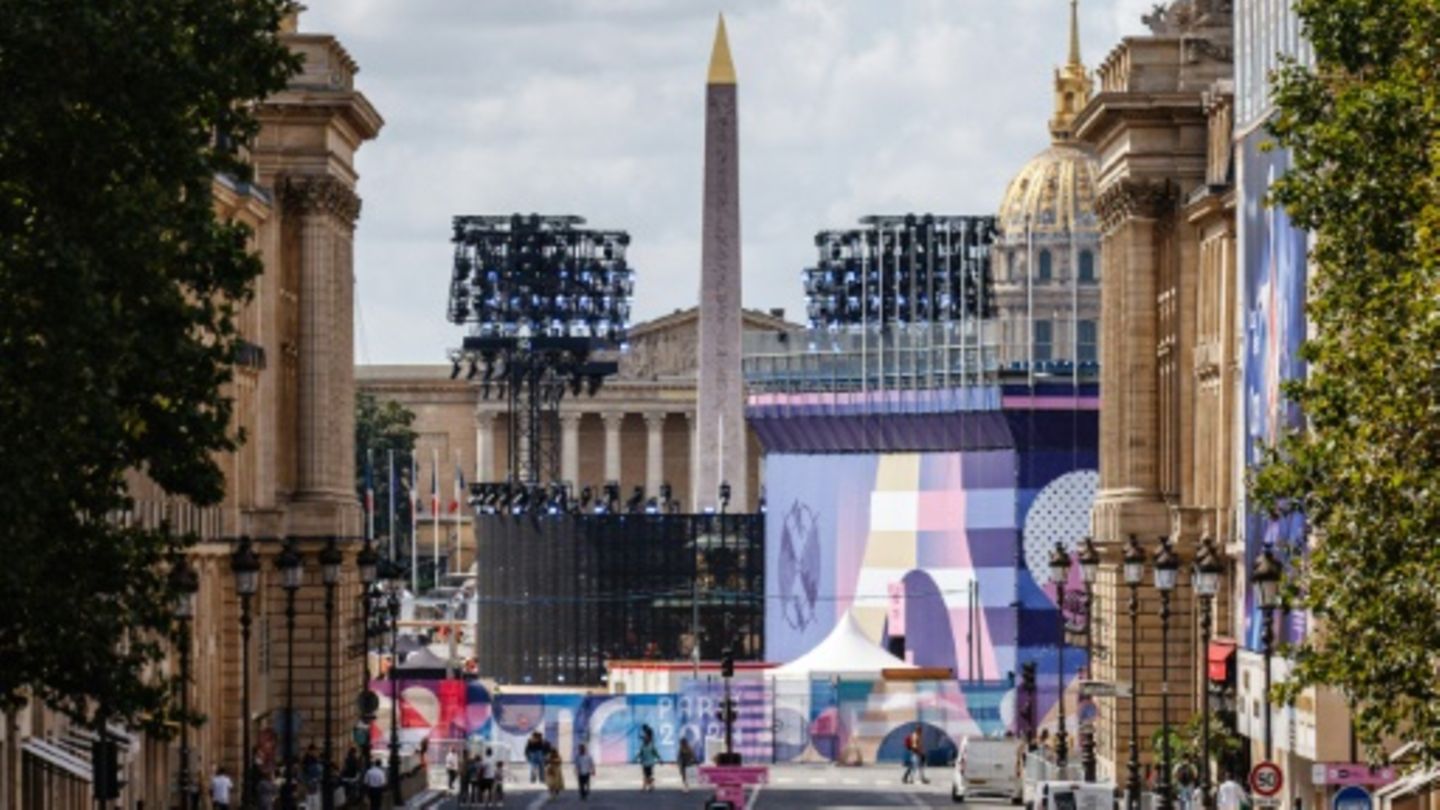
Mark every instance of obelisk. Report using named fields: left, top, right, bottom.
left=693, top=14, right=747, bottom=512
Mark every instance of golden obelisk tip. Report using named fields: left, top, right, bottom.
left=708, top=13, right=736, bottom=85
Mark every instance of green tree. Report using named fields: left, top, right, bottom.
left=355, top=392, right=418, bottom=542
left=1251, top=0, right=1440, bottom=764
left=0, top=0, right=299, bottom=731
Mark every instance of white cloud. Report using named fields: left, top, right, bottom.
left=300, top=0, right=1157, bottom=364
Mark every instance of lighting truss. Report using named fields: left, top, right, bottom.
left=803, top=214, right=997, bottom=331
left=446, top=214, right=634, bottom=485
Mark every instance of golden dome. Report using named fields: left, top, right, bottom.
left=996, top=141, right=1100, bottom=238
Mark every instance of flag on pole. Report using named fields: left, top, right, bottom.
left=364, top=450, right=375, bottom=515
left=430, top=453, right=440, bottom=514
left=450, top=460, right=465, bottom=513
left=409, top=453, right=421, bottom=516
left=387, top=449, right=397, bottom=559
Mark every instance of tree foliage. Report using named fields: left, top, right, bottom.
left=1251, top=0, right=1440, bottom=765
left=355, top=392, right=418, bottom=541
left=0, top=0, right=298, bottom=730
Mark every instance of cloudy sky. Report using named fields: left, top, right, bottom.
left=303, top=0, right=1154, bottom=365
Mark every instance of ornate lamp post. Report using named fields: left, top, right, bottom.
left=1193, top=536, right=1223, bottom=810
left=1122, top=535, right=1146, bottom=810
left=319, top=537, right=343, bottom=810
left=1153, top=539, right=1180, bottom=810
left=1251, top=547, right=1283, bottom=761
left=356, top=538, right=380, bottom=761
left=1048, top=541, right=1072, bottom=769
left=170, top=556, right=200, bottom=810
left=229, top=537, right=260, bottom=807
left=1077, top=536, right=1101, bottom=782
left=276, top=538, right=304, bottom=810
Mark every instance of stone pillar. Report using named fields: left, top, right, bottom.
left=560, top=412, right=583, bottom=487
left=475, top=409, right=495, bottom=482
left=283, top=175, right=361, bottom=504
left=602, top=412, right=624, bottom=484
left=644, top=412, right=666, bottom=498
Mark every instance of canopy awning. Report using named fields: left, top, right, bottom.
left=22, top=738, right=91, bottom=781
left=1207, top=639, right=1237, bottom=682
left=768, top=609, right=917, bottom=679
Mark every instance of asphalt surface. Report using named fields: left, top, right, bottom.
left=427, top=764, right=972, bottom=809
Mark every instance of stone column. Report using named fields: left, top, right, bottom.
left=602, top=412, right=624, bottom=484
left=560, top=412, right=583, bottom=487
left=283, top=175, right=361, bottom=503
left=644, top=412, right=666, bottom=498
left=475, top=408, right=495, bottom=482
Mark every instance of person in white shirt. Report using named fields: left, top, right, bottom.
left=210, top=765, right=234, bottom=810
left=575, top=743, right=597, bottom=801
left=445, top=748, right=460, bottom=792
left=363, top=760, right=387, bottom=810
left=1217, top=772, right=1247, bottom=810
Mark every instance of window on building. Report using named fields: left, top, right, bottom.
left=1038, top=250, right=1053, bottom=281
left=1078, top=319, right=1098, bottom=363
left=1035, top=319, right=1053, bottom=362
left=1079, top=250, right=1096, bottom=282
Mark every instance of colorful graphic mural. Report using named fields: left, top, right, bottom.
left=762, top=391, right=1099, bottom=739
left=365, top=676, right=1011, bottom=765
left=1240, top=132, right=1309, bottom=650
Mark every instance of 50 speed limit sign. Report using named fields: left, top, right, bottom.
left=1251, top=762, right=1284, bottom=798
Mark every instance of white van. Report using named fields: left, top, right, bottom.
left=952, top=736, right=1025, bottom=804
left=1028, top=780, right=1118, bottom=810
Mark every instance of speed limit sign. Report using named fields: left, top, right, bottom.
left=1251, top=762, right=1284, bottom=798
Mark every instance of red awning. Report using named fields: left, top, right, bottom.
left=1208, top=639, right=1237, bottom=681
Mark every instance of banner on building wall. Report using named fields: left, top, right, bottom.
left=1240, top=132, right=1310, bottom=650
left=760, top=398, right=1098, bottom=736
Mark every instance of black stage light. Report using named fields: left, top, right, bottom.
left=467, top=359, right=480, bottom=380
left=719, top=481, right=732, bottom=511
left=644, top=498, right=659, bottom=515
left=450, top=360, right=462, bottom=379
left=626, top=486, right=645, bottom=514
left=579, top=486, right=593, bottom=509
left=603, top=482, right=620, bottom=512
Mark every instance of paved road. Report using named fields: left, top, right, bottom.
left=426, top=764, right=968, bottom=809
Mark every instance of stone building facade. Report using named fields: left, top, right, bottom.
left=0, top=12, right=382, bottom=807
left=1072, top=0, right=1239, bottom=785
left=358, top=308, right=797, bottom=572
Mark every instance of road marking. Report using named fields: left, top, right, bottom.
left=842, top=777, right=858, bottom=785
left=808, top=776, right=824, bottom=784
left=745, top=784, right=763, bottom=810
left=525, top=792, right=548, bottom=810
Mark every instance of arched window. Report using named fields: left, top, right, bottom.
left=1038, top=249, right=1053, bottom=281
left=1079, top=250, right=1096, bottom=282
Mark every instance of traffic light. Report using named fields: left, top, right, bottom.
left=92, top=738, right=122, bottom=800
left=721, top=647, right=734, bottom=679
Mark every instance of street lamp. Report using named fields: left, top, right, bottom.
left=1077, top=536, right=1101, bottom=782
left=1122, top=535, right=1146, bottom=810
left=276, top=538, right=304, bottom=810
left=385, top=558, right=404, bottom=803
left=1251, top=546, right=1283, bottom=762
left=229, top=537, right=260, bottom=807
left=319, top=537, right=343, bottom=810
left=1193, top=536, right=1223, bottom=810
left=1153, top=539, right=1180, bottom=810
left=357, top=537, right=380, bottom=762
left=170, top=556, right=200, bottom=810
left=1048, top=541, right=1072, bottom=769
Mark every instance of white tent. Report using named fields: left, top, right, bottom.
left=769, top=609, right=917, bottom=679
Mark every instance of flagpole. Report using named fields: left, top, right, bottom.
left=366, top=448, right=375, bottom=543
left=453, top=449, right=462, bottom=578
left=387, top=449, right=396, bottom=561
left=432, top=447, right=440, bottom=590
left=410, top=453, right=419, bottom=595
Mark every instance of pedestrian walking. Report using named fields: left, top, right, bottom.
left=677, top=738, right=696, bottom=792
left=637, top=729, right=660, bottom=792
left=255, top=772, right=278, bottom=810
left=575, top=743, right=596, bottom=801
left=446, top=746, right=460, bottom=792
left=363, top=759, right=386, bottom=810
left=545, top=748, right=565, bottom=798
left=473, top=750, right=492, bottom=806
left=1217, top=772, right=1247, bottom=810
left=210, top=765, right=234, bottom=810
left=525, top=731, right=546, bottom=784
left=492, top=755, right=506, bottom=806
left=903, top=724, right=929, bottom=784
